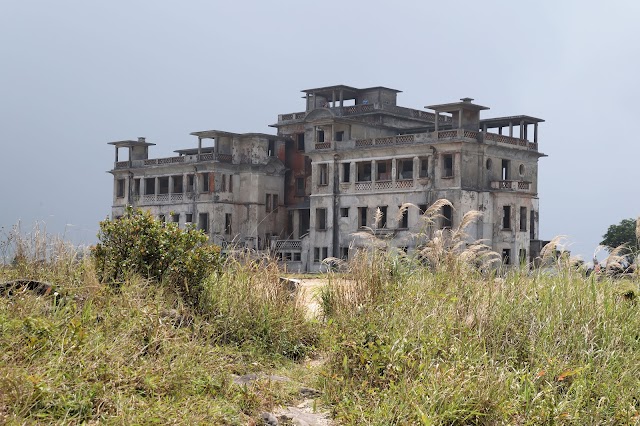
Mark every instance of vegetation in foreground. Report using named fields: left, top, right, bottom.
left=1, top=207, right=639, bottom=424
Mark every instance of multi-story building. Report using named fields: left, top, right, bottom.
left=108, top=84, right=545, bottom=271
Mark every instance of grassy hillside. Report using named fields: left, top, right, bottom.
left=1, top=216, right=639, bottom=425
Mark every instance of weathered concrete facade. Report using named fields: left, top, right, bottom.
left=108, top=85, right=546, bottom=272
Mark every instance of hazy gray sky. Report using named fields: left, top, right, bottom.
left=1, top=0, right=639, bottom=260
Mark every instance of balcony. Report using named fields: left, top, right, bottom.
left=491, top=180, right=531, bottom=192
left=113, top=152, right=233, bottom=170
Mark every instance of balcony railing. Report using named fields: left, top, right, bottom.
left=113, top=152, right=233, bottom=170
left=274, top=240, right=302, bottom=250
left=491, top=180, right=531, bottom=191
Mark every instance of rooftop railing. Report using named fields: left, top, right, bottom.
left=113, top=152, right=233, bottom=170
left=277, top=103, right=454, bottom=124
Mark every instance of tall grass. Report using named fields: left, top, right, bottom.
left=0, top=228, right=318, bottom=424
left=319, top=202, right=640, bottom=424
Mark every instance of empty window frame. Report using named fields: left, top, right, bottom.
left=116, top=179, right=125, bottom=198
left=297, top=133, right=305, bottom=151
left=225, top=213, right=232, bottom=235
left=377, top=206, right=388, bottom=228
left=358, top=207, right=368, bottom=228
left=145, top=178, right=155, bottom=195
left=228, top=175, right=233, bottom=193
left=357, top=162, right=372, bottom=182
left=530, top=210, right=536, bottom=239
left=313, top=247, right=328, bottom=263
left=335, top=131, right=344, bottom=141
left=316, top=208, right=327, bottom=230
left=317, top=129, right=325, bottom=143
left=198, top=213, right=209, bottom=233
left=221, top=174, right=226, bottom=192
left=501, top=159, right=510, bottom=180
left=398, top=206, right=409, bottom=229
left=377, top=160, right=392, bottom=181
left=133, top=178, right=141, bottom=196
left=272, top=194, right=278, bottom=212
left=171, top=213, right=180, bottom=223
left=503, top=249, right=511, bottom=265
left=295, top=177, right=305, bottom=196
left=187, top=175, right=195, bottom=193
left=503, top=206, right=511, bottom=229
left=340, top=207, right=349, bottom=218
left=158, top=177, right=169, bottom=194
left=318, top=164, right=328, bottom=186
left=442, top=154, right=454, bottom=178
left=519, top=207, right=527, bottom=231
left=419, top=157, right=429, bottom=178
left=442, top=205, right=453, bottom=228
left=172, top=175, right=183, bottom=193
left=200, top=173, right=210, bottom=192
left=293, top=252, right=301, bottom=261
left=266, top=194, right=272, bottom=213
left=342, top=163, right=351, bottom=183
left=340, top=247, right=349, bottom=260
left=397, top=159, right=413, bottom=180
left=185, top=213, right=193, bottom=223
left=268, top=140, right=276, bottom=157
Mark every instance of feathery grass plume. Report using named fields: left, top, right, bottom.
left=374, top=207, right=383, bottom=229
left=539, top=235, right=567, bottom=264
left=394, top=202, right=418, bottom=223
left=603, top=244, right=628, bottom=273
left=420, top=198, right=452, bottom=226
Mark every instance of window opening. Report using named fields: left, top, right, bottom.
left=316, top=208, right=327, bottom=230
left=442, top=154, right=454, bottom=178
left=340, top=207, right=349, bottom=218
left=442, top=205, right=453, bottom=228
left=502, top=159, right=510, bottom=180
left=358, top=207, right=368, bottom=228
left=503, top=206, right=511, bottom=229
left=318, top=164, right=328, bottom=185
left=342, top=163, right=351, bottom=183
left=520, top=207, right=527, bottom=231
left=297, top=133, right=305, bottom=151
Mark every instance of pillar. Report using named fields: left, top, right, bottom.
left=391, top=158, right=397, bottom=185
left=434, top=112, right=439, bottom=132
left=520, top=120, right=525, bottom=139
left=509, top=122, right=513, bottom=137
left=339, top=89, right=344, bottom=107
left=332, top=90, right=336, bottom=108
left=198, top=137, right=202, bottom=156
left=458, top=108, right=463, bottom=129
left=534, top=123, right=538, bottom=143
left=350, top=161, right=356, bottom=186
left=115, top=147, right=119, bottom=163
left=371, top=160, right=376, bottom=184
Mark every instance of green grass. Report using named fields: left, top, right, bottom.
left=2, top=218, right=640, bottom=424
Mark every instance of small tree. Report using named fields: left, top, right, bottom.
left=92, top=207, right=221, bottom=307
left=600, top=217, right=639, bottom=255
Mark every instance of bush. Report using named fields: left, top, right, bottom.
left=92, top=207, right=221, bottom=307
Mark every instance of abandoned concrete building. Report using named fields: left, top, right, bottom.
left=109, top=85, right=545, bottom=272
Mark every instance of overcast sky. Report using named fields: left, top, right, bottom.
left=1, top=0, right=639, bottom=261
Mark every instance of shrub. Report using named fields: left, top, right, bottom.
left=92, top=207, right=221, bottom=307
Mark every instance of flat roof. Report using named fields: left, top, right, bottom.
left=480, top=115, right=545, bottom=127
left=107, top=139, right=156, bottom=148
left=189, top=130, right=289, bottom=140
left=426, top=98, right=489, bottom=112
left=301, top=85, right=402, bottom=100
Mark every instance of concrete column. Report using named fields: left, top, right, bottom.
left=350, top=161, right=356, bottom=187
left=458, top=108, right=463, bottom=128
left=524, top=124, right=528, bottom=141
left=371, top=160, right=376, bottom=184
left=509, top=122, right=513, bottom=137
left=520, top=120, right=525, bottom=139
left=312, top=92, right=317, bottom=109
left=499, top=126, right=503, bottom=135
left=391, top=158, right=397, bottom=185
left=434, top=112, right=439, bottom=132
left=198, top=137, right=202, bottom=156
left=483, top=123, right=487, bottom=133
left=339, top=89, right=344, bottom=107
left=534, top=123, right=538, bottom=143
left=413, top=156, right=420, bottom=184
left=306, top=93, right=310, bottom=110
left=332, top=90, right=336, bottom=108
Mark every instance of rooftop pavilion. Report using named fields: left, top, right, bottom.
left=301, top=85, right=402, bottom=110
